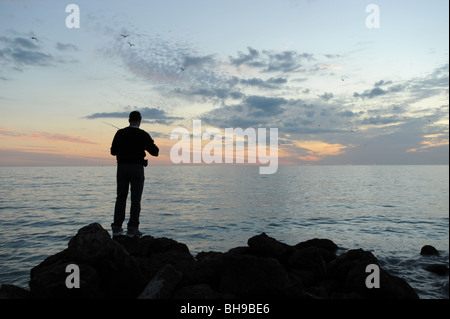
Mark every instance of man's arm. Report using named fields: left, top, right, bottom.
left=146, top=134, right=159, bottom=157
left=110, top=131, right=121, bottom=156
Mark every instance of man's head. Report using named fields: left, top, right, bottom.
left=129, top=111, right=142, bottom=126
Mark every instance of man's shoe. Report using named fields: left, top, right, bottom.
left=126, top=227, right=142, bottom=238
left=112, top=227, right=123, bottom=237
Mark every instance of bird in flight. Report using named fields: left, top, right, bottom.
left=180, top=67, right=185, bottom=71
left=31, top=37, right=38, bottom=42
left=120, top=34, right=130, bottom=38
left=128, top=42, right=135, bottom=46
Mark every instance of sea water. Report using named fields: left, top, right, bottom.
left=0, top=165, right=448, bottom=299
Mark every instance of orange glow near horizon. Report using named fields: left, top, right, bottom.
left=295, top=140, right=348, bottom=157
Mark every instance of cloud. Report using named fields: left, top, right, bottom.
left=408, top=64, right=449, bottom=101
left=0, top=128, right=97, bottom=144
left=0, top=148, right=107, bottom=166
left=229, top=47, right=314, bottom=73
left=97, top=30, right=447, bottom=164
left=318, top=92, right=334, bottom=101
left=298, top=155, right=322, bottom=162
left=353, top=80, right=406, bottom=99
left=56, top=42, right=78, bottom=51
left=182, top=55, right=215, bottom=69
left=85, top=106, right=183, bottom=125
left=245, top=96, right=287, bottom=116
left=10, top=49, right=54, bottom=66
left=239, top=77, right=287, bottom=89
left=0, top=34, right=78, bottom=70
left=337, top=110, right=362, bottom=118
left=230, top=47, right=261, bottom=67
left=0, top=35, right=53, bottom=67
left=353, top=65, right=448, bottom=102
left=295, top=140, right=348, bottom=157
left=200, top=95, right=290, bottom=128
left=374, top=80, right=393, bottom=87
left=361, top=115, right=401, bottom=125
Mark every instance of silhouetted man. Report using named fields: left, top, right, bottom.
left=110, top=111, right=159, bottom=238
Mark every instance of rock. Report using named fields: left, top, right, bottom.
left=247, top=232, right=288, bottom=259
left=114, top=235, right=196, bottom=284
left=328, top=248, right=378, bottom=279
left=184, top=251, right=224, bottom=289
left=30, top=223, right=145, bottom=298
left=69, top=223, right=145, bottom=298
left=218, top=254, right=291, bottom=298
left=294, top=239, right=339, bottom=264
left=114, top=235, right=191, bottom=258
left=328, top=249, right=419, bottom=299
left=420, top=245, right=440, bottom=255
left=29, top=249, right=104, bottom=299
left=0, top=284, right=30, bottom=299
left=288, top=247, right=328, bottom=282
left=295, top=238, right=339, bottom=253
left=227, top=246, right=251, bottom=256
left=425, top=264, right=449, bottom=276
left=138, top=264, right=182, bottom=299
left=21, top=226, right=421, bottom=299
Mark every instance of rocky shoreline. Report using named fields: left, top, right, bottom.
left=1, top=223, right=448, bottom=299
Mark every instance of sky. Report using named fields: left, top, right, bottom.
left=0, top=0, right=448, bottom=166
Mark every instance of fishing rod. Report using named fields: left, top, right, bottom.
left=102, top=121, right=151, bottom=134
left=102, top=121, right=121, bottom=130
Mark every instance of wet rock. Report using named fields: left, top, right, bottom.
left=295, top=238, right=339, bottom=253
left=288, top=247, right=328, bottom=283
left=328, top=249, right=419, bottom=299
left=22, top=225, right=421, bottom=299
left=295, top=238, right=338, bottom=263
left=218, top=254, right=291, bottom=298
left=29, top=255, right=103, bottom=299
left=183, top=251, right=224, bottom=289
left=247, top=232, right=288, bottom=259
left=30, top=223, right=145, bottom=298
left=0, top=284, right=31, bottom=299
left=425, top=264, right=449, bottom=276
left=69, top=223, right=144, bottom=298
left=420, top=245, right=440, bottom=255
left=138, top=264, right=182, bottom=299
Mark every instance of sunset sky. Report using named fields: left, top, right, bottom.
left=0, top=0, right=448, bottom=166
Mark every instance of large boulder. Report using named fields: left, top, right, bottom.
left=247, top=232, right=289, bottom=260
left=0, top=284, right=31, bottom=299
left=420, top=245, right=439, bottom=256
left=328, top=249, right=419, bottom=299
left=114, top=235, right=196, bottom=284
left=138, top=264, right=182, bottom=299
left=295, top=238, right=339, bottom=253
left=30, top=223, right=145, bottom=298
left=287, top=247, right=328, bottom=285
left=425, top=264, right=449, bottom=276
left=218, top=254, right=292, bottom=298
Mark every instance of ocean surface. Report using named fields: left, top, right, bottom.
left=0, top=165, right=448, bottom=299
